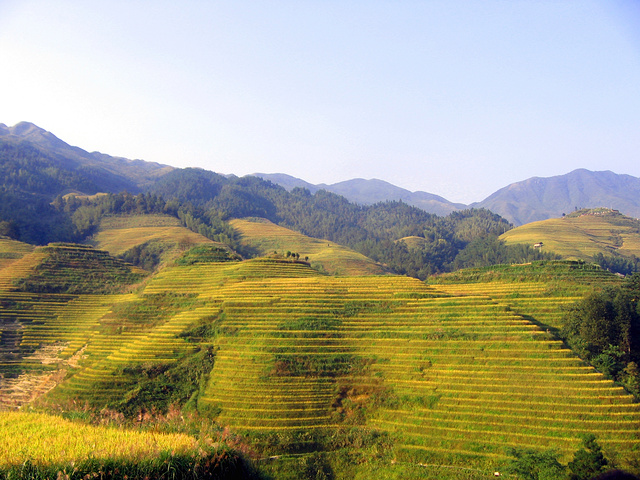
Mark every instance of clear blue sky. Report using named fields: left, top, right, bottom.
left=1, top=1, right=639, bottom=204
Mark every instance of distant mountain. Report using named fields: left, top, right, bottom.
left=253, top=173, right=465, bottom=216
left=4, top=122, right=639, bottom=229
left=473, top=169, right=640, bottom=226
left=0, top=121, right=173, bottom=190
left=0, top=122, right=173, bottom=244
left=253, top=173, right=318, bottom=192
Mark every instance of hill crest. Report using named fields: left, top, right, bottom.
left=0, top=121, right=173, bottom=190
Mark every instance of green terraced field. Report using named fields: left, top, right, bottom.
left=2, top=248, right=639, bottom=477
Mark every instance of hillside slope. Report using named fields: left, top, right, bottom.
left=89, top=214, right=222, bottom=271
left=2, top=251, right=638, bottom=476
left=0, top=122, right=172, bottom=189
left=230, top=217, right=386, bottom=275
left=500, top=208, right=640, bottom=262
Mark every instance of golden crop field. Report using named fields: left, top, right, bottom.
left=230, top=217, right=386, bottom=275
left=500, top=209, right=640, bottom=261
left=0, top=411, right=198, bottom=466
left=2, top=233, right=639, bottom=478
left=90, top=214, right=213, bottom=256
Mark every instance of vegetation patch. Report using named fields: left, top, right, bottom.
left=561, top=274, right=640, bottom=397
left=174, top=244, right=241, bottom=265
left=272, top=352, right=356, bottom=378
left=178, top=312, right=237, bottom=342
left=275, top=316, right=342, bottom=337
left=503, top=434, right=610, bottom=480
left=430, top=260, right=617, bottom=285
left=113, top=345, right=217, bottom=416
left=118, top=239, right=173, bottom=271
left=100, top=292, right=198, bottom=332
left=14, top=244, right=145, bottom=293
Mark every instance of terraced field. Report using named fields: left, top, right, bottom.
left=0, top=244, right=148, bottom=407
left=89, top=214, right=214, bottom=260
left=44, top=257, right=635, bottom=471
left=2, top=247, right=639, bottom=475
left=230, top=217, right=386, bottom=275
left=0, top=237, right=35, bottom=271
left=501, top=208, right=640, bottom=261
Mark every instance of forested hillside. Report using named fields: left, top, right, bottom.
left=2, top=123, right=635, bottom=278
left=0, top=133, right=557, bottom=278
left=146, top=169, right=557, bottom=278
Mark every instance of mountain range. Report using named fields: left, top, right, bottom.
left=0, top=121, right=172, bottom=192
left=254, top=170, right=640, bottom=226
left=2, top=121, right=639, bottom=226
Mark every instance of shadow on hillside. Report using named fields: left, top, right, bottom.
left=518, top=313, right=563, bottom=341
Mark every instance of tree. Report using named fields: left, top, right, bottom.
left=0, top=220, right=19, bottom=239
left=567, top=434, right=609, bottom=480
left=504, top=447, right=566, bottom=480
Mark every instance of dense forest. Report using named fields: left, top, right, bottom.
left=145, top=169, right=559, bottom=278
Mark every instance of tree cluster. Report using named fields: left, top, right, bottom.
left=562, top=274, right=640, bottom=397
left=504, top=434, right=612, bottom=480
left=593, top=252, right=640, bottom=276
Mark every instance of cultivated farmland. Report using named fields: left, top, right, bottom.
left=501, top=208, right=640, bottom=261
left=1, top=241, right=639, bottom=478
left=230, top=217, right=386, bottom=275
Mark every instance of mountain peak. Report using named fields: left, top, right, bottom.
left=252, top=173, right=465, bottom=216
left=475, top=169, right=640, bottom=225
left=1, top=121, right=70, bottom=151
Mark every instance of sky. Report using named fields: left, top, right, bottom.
left=1, top=1, right=639, bottom=204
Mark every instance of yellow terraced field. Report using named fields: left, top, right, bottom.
left=230, top=217, right=386, bottom=275
left=90, top=214, right=214, bottom=256
left=0, top=237, right=35, bottom=272
left=501, top=209, right=640, bottom=261
left=3, top=247, right=639, bottom=473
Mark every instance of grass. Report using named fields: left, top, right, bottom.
left=0, top=411, right=261, bottom=480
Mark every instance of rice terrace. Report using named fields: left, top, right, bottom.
left=1, top=207, right=640, bottom=479
left=2, top=123, right=640, bottom=479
